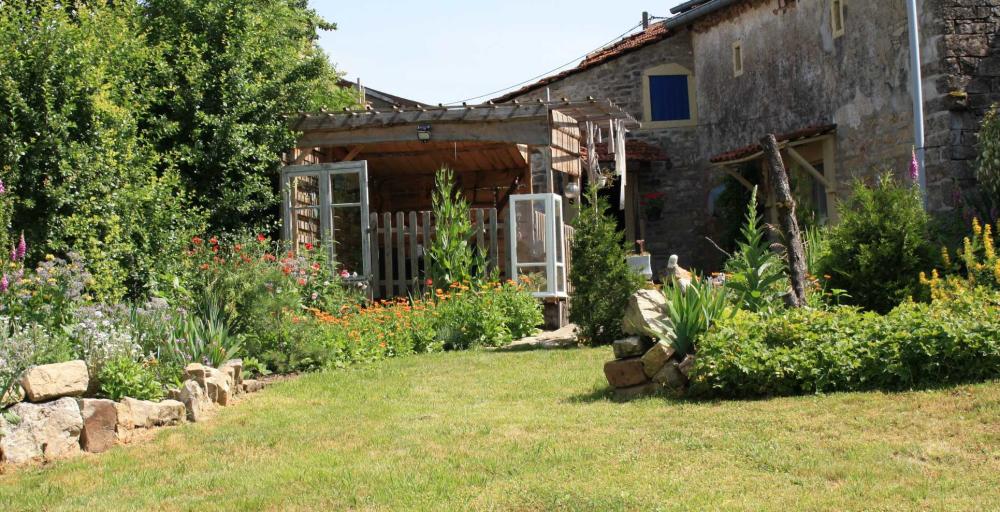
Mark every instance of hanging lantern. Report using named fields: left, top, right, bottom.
left=564, top=180, right=581, bottom=200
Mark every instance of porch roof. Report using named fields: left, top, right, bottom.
left=709, top=124, right=837, bottom=164
left=288, top=98, right=639, bottom=148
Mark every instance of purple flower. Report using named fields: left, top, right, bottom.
left=0, top=179, right=5, bottom=195
left=909, top=147, right=920, bottom=182
left=0, top=275, right=8, bottom=293
left=16, top=233, right=25, bottom=260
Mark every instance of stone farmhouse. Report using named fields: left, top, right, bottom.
left=493, top=0, right=1000, bottom=274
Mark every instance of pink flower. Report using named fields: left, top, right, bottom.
left=0, top=274, right=8, bottom=293
left=339, top=269, right=350, bottom=278
left=909, top=147, right=920, bottom=182
left=0, top=179, right=5, bottom=195
left=16, top=233, right=26, bottom=260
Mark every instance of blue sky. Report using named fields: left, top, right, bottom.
left=313, top=1, right=687, bottom=105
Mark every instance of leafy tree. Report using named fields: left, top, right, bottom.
left=141, top=0, right=356, bottom=233
left=0, top=1, right=202, bottom=299
left=975, top=103, right=1000, bottom=220
left=570, top=185, right=643, bottom=344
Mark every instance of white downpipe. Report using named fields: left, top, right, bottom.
left=907, top=0, right=928, bottom=205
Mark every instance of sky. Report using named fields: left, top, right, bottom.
left=313, top=1, right=687, bottom=105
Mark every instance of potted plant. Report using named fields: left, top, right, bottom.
left=641, top=192, right=666, bottom=221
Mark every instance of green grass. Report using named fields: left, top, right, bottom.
left=1, top=348, right=998, bottom=511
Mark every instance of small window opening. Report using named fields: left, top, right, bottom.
left=733, top=41, right=744, bottom=77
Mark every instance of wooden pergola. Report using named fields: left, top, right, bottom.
left=282, top=99, right=639, bottom=325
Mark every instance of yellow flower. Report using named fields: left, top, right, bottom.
left=44, top=254, right=55, bottom=261
left=995, top=259, right=1000, bottom=283
left=984, top=224, right=995, bottom=261
left=941, top=246, right=951, bottom=267
left=973, top=218, right=982, bottom=237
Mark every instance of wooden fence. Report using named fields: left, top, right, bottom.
left=368, top=208, right=503, bottom=299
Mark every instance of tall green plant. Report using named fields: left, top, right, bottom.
left=724, top=186, right=786, bottom=313
left=654, top=277, right=729, bottom=358
left=570, top=185, right=643, bottom=344
left=820, top=174, right=934, bottom=313
left=976, top=104, right=1000, bottom=215
left=427, top=169, right=475, bottom=287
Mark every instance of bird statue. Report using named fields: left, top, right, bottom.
left=665, top=254, right=692, bottom=291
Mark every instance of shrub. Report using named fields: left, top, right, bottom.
left=654, top=278, right=730, bottom=357
left=1, top=251, right=92, bottom=331
left=820, top=174, right=934, bottom=313
left=97, top=356, right=163, bottom=401
left=68, top=305, right=141, bottom=377
left=435, top=281, right=542, bottom=350
left=691, top=287, right=1000, bottom=398
left=0, top=319, right=57, bottom=406
left=426, top=169, right=476, bottom=287
left=975, top=104, right=1000, bottom=212
left=724, top=187, right=786, bottom=314
left=570, top=186, right=644, bottom=344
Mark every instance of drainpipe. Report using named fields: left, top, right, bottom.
left=906, top=0, right=927, bottom=205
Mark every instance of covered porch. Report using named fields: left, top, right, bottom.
left=281, top=99, right=639, bottom=320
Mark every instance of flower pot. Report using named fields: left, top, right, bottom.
left=627, top=254, right=653, bottom=280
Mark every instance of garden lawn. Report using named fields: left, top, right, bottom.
left=1, top=348, right=998, bottom=511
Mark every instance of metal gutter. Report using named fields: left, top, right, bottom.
left=670, top=0, right=712, bottom=15
left=664, top=0, right=741, bottom=30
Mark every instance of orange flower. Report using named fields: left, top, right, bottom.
left=200, top=263, right=210, bottom=271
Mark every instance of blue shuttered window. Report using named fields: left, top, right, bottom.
left=648, top=75, right=691, bottom=122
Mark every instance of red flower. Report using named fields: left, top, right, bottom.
left=192, top=236, right=203, bottom=246
left=311, top=263, right=321, bottom=271
left=199, top=263, right=209, bottom=270
left=209, top=237, right=219, bottom=246
left=425, top=278, right=433, bottom=286
left=234, top=244, right=242, bottom=252
left=264, top=253, right=276, bottom=262
left=304, top=243, right=314, bottom=251
left=257, top=233, right=267, bottom=243
left=297, top=278, right=307, bottom=286
left=211, top=245, right=219, bottom=253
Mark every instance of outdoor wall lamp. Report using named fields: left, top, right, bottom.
left=564, top=181, right=581, bottom=200
left=417, top=124, right=432, bottom=143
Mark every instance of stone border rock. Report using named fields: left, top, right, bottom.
left=0, top=359, right=268, bottom=466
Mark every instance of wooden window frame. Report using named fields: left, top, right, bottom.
left=831, top=0, right=845, bottom=38
left=732, top=41, right=744, bottom=78
left=640, top=63, right=698, bottom=129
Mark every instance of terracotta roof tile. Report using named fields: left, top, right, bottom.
left=492, top=22, right=673, bottom=103
left=708, top=124, right=837, bottom=163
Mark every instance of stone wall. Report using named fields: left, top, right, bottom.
left=934, top=0, right=1000, bottom=209
left=509, top=33, right=715, bottom=273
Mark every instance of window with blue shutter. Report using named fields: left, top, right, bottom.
left=648, top=75, right=691, bottom=122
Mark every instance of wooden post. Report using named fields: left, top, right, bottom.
left=760, top=134, right=808, bottom=308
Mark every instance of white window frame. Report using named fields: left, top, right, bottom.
left=281, top=161, right=371, bottom=282
left=508, top=193, right=567, bottom=298
left=640, top=63, right=698, bottom=129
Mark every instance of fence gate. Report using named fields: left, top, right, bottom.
left=368, top=208, right=503, bottom=299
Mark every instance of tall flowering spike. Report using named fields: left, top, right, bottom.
left=0, top=178, right=5, bottom=195
left=16, top=233, right=26, bottom=260
left=9, top=244, right=15, bottom=262
left=0, top=274, right=8, bottom=293
left=909, top=147, right=920, bottom=182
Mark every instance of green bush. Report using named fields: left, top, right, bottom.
left=426, top=169, right=477, bottom=287
left=691, top=287, right=1000, bottom=398
left=435, top=281, right=542, bottom=350
left=820, top=174, right=934, bottom=313
left=975, top=104, right=1000, bottom=212
left=97, top=356, right=164, bottom=401
left=570, top=186, right=644, bottom=344
left=654, top=278, right=730, bottom=357
left=724, top=187, right=786, bottom=314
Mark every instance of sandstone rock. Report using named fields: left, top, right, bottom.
left=220, top=359, right=243, bottom=391
left=622, top=289, right=668, bottom=339
left=678, top=354, right=696, bottom=378
left=641, top=341, right=676, bottom=378
left=612, top=336, right=648, bottom=359
left=115, top=398, right=184, bottom=431
left=652, top=361, right=687, bottom=391
left=612, top=382, right=662, bottom=401
left=78, top=399, right=118, bottom=454
left=183, top=363, right=208, bottom=383
left=603, top=358, right=649, bottom=389
left=20, top=360, right=89, bottom=402
left=204, top=369, right=233, bottom=406
left=179, top=379, right=211, bottom=422
left=166, top=387, right=181, bottom=401
left=0, top=397, right=82, bottom=463
left=498, top=324, right=578, bottom=352
left=241, top=379, right=265, bottom=394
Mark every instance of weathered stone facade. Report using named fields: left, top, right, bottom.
left=503, top=0, right=1000, bottom=273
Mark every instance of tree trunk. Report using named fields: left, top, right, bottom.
left=760, top=134, right=808, bottom=308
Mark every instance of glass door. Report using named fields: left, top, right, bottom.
left=282, top=161, right=370, bottom=283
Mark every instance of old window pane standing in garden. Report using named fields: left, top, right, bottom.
left=509, top=193, right=567, bottom=298
left=281, top=162, right=371, bottom=281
